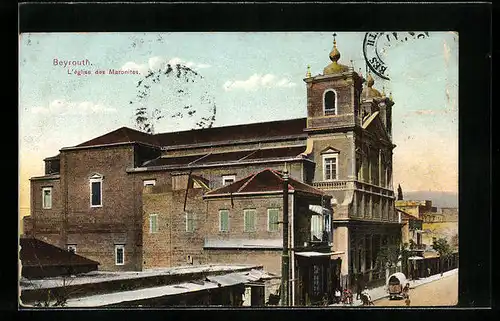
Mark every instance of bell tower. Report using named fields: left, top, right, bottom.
left=304, top=34, right=364, bottom=132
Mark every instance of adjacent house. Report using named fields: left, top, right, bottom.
left=24, top=37, right=401, bottom=300
left=422, top=207, right=458, bottom=248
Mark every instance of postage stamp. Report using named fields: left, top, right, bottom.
left=19, top=30, right=459, bottom=308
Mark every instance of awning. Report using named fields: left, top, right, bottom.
left=309, top=205, right=332, bottom=216
left=408, top=256, right=424, bottom=260
left=295, top=251, right=344, bottom=258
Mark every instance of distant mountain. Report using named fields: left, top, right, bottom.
left=403, top=191, right=458, bottom=208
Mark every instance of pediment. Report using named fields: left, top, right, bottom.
left=320, top=146, right=341, bottom=154
left=362, top=112, right=391, bottom=142
left=89, top=173, right=104, bottom=180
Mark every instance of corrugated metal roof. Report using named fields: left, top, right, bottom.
left=206, top=273, right=249, bottom=286
left=63, top=269, right=277, bottom=307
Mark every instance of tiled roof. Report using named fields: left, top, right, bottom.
left=204, top=168, right=327, bottom=197
left=20, top=237, right=100, bottom=268
left=70, top=118, right=307, bottom=149
left=75, top=127, right=160, bottom=148
left=154, top=118, right=307, bottom=147
left=142, top=146, right=307, bottom=168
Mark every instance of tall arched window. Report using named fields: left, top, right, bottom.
left=323, top=89, right=337, bottom=116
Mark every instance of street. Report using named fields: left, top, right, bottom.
left=375, top=272, right=458, bottom=307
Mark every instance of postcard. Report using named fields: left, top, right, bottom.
left=19, top=31, right=459, bottom=308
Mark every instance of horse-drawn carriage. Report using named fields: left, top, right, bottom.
left=387, top=272, right=409, bottom=300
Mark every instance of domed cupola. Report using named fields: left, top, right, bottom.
left=323, top=34, right=350, bottom=75
left=361, top=73, right=383, bottom=100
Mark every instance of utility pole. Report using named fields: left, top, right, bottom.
left=281, top=168, right=290, bottom=306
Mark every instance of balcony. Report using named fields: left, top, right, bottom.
left=312, top=179, right=394, bottom=198
left=312, top=180, right=353, bottom=190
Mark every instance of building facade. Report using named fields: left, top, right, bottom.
left=25, top=37, right=401, bottom=293
left=422, top=207, right=458, bottom=248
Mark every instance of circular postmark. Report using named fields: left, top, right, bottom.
left=130, top=63, right=216, bottom=134
left=363, top=32, right=430, bottom=81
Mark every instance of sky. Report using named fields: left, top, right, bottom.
left=18, top=32, right=458, bottom=218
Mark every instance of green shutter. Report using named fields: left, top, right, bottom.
left=150, top=214, right=158, bottom=233
left=244, top=209, right=256, bottom=232
left=220, top=210, right=229, bottom=232
left=268, top=209, right=279, bottom=232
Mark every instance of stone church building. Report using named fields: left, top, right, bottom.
left=25, top=37, right=401, bottom=295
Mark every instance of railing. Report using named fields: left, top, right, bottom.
left=312, top=180, right=352, bottom=190
left=312, top=180, right=394, bottom=197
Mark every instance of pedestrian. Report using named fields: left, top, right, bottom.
left=402, top=283, right=411, bottom=306
left=322, top=293, right=329, bottom=306
left=427, top=267, right=431, bottom=277
left=361, top=286, right=373, bottom=306
left=356, top=273, right=363, bottom=300
left=334, top=288, right=341, bottom=303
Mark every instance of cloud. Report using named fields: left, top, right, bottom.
left=31, top=99, right=117, bottom=116
left=121, top=56, right=211, bottom=76
left=223, top=74, right=297, bottom=91
left=121, top=61, right=149, bottom=75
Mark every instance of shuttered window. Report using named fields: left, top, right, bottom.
left=244, top=209, right=256, bottom=232
left=267, top=208, right=279, bottom=232
left=219, top=210, right=229, bottom=232
left=149, top=214, right=158, bottom=233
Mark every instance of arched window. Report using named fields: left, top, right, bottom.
left=323, top=89, right=337, bottom=116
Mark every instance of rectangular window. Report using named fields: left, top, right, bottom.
left=149, top=214, right=158, bottom=234
left=90, top=177, right=102, bottom=207
left=143, top=179, right=156, bottom=187
left=267, top=208, right=279, bottom=232
left=115, top=245, right=125, bottom=265
left=67, top=244, right=76, bottom=254
left=323, top=155, right=338, bottom=181
left=219, top=210, right=229, bottom=232
left=243, top=209, right=256, bottom=232
left=186, top=212, right=196, bottom=232
left=222, top=175, right=236, bottom=186
left=42, top=187, right=52, bottom=209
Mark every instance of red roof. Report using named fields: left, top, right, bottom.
left=143, top=146, right=307, bottom=167
left=75, top=127, right=160, bottom=148
left=204, top=168, right=327, bottom=197
left=154, top=118, right=306, bottom=147
left=20, top=237, right=100, bottom=268
left=71, top=118, right=307, bottom=149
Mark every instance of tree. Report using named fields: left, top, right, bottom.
left=375, top=242, right=411, bottom=278
left=397, top=184, right=403, bottom=200
left=432, top=237, right=452, bottom=275
left=450, top=233, right=459, bottom=249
